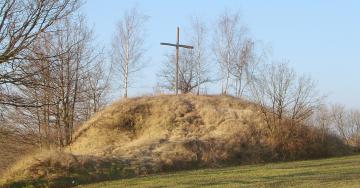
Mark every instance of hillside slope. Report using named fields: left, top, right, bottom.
left=1, top=95, right=347, bottom=187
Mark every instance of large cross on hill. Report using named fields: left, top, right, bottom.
left=161, top=27, right=193, bottom=95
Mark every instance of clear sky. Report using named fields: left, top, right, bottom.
left=81, top=0, right=360, bottom=109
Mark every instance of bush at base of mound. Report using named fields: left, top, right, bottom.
left=1, top=95, right=351, bottom=187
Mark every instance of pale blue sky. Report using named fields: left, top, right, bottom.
left=81, top=0, right=360, bottom=108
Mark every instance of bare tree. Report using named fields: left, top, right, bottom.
left=82, top=59, right=111, bottom=119
left=250, top=62, right=321, bottom=132
left=231, top=39, right=254, bottom=96
left=331, top=104, right=349, bottom=144
left=111, top=7, right=148, bottom=98
left=310, top=104, right=360, bottom=148
left=7, top=16, right=108, bottom=149
left=159, top=50, right=197, bottom=93
left=0, top=0, right=79, bottom=64
left=0, top=0, right=79, bottom=108
left=189, top=17, right=211, bottom=95
left=330, top=105, right=360, bottom=147
left=213, top=10, right=249, bottom=95
left=159, top=50, right=211, bottom=94
left=349, top=110, right=360, bottom=148
left=310, top=105, right=332, bottom=142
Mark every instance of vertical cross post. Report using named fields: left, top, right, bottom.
left=175, top=27, right=179, bottom=95
left=161, top=27, right=194, bottom=95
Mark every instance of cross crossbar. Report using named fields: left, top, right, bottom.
left=160, top=43, right=194, bottom=49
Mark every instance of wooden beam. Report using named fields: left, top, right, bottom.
left=178, top=44, right=194, bottom=49
left=160, top=42, right=177, bottom=47
left=160, top=43, right=193, bottom=49
left=176, top=27, right=179, bottom=95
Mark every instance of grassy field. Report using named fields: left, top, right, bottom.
left=79, top=154, right=360, bottom=188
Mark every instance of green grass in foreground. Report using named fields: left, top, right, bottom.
left=79, top=154, right=360, bottom=188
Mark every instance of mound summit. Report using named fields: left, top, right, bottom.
left=2, top=95, right=346, bottom=187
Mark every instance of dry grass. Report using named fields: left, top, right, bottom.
left=0, top=131, right=35, bottom=177
left=0, top=94, right=349, bottom=187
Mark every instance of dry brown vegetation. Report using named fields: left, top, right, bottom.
left=0, top=130, right=36, bottom=176
left=0, top=95, right=348, bottom=187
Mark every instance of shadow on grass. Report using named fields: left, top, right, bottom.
left=3, top=154, right=360, bottom=188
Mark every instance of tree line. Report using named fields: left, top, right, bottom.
left=0, top=0, right=109, bottom=150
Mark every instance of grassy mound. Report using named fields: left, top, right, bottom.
left=1, top=95, right=348, bottom=187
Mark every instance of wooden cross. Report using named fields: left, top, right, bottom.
left=161, top=27, right=193, bottom=95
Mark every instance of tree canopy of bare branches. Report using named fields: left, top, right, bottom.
left=2, top=16, right=109, bottom=149
left=250, top=62, right=322, bottom=132
left=0, top=0, right=79, bottom=107
left=213, top=10, right=253, bottom=95
left=188, top=17, right=212, bottom=95
left=330, top=105, right=360, bottom=147
left=111, top=7, right=148, bottom=98
left=159, top=50, right=202, bottom=93
left=0, top=0, right=79, bottom=64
